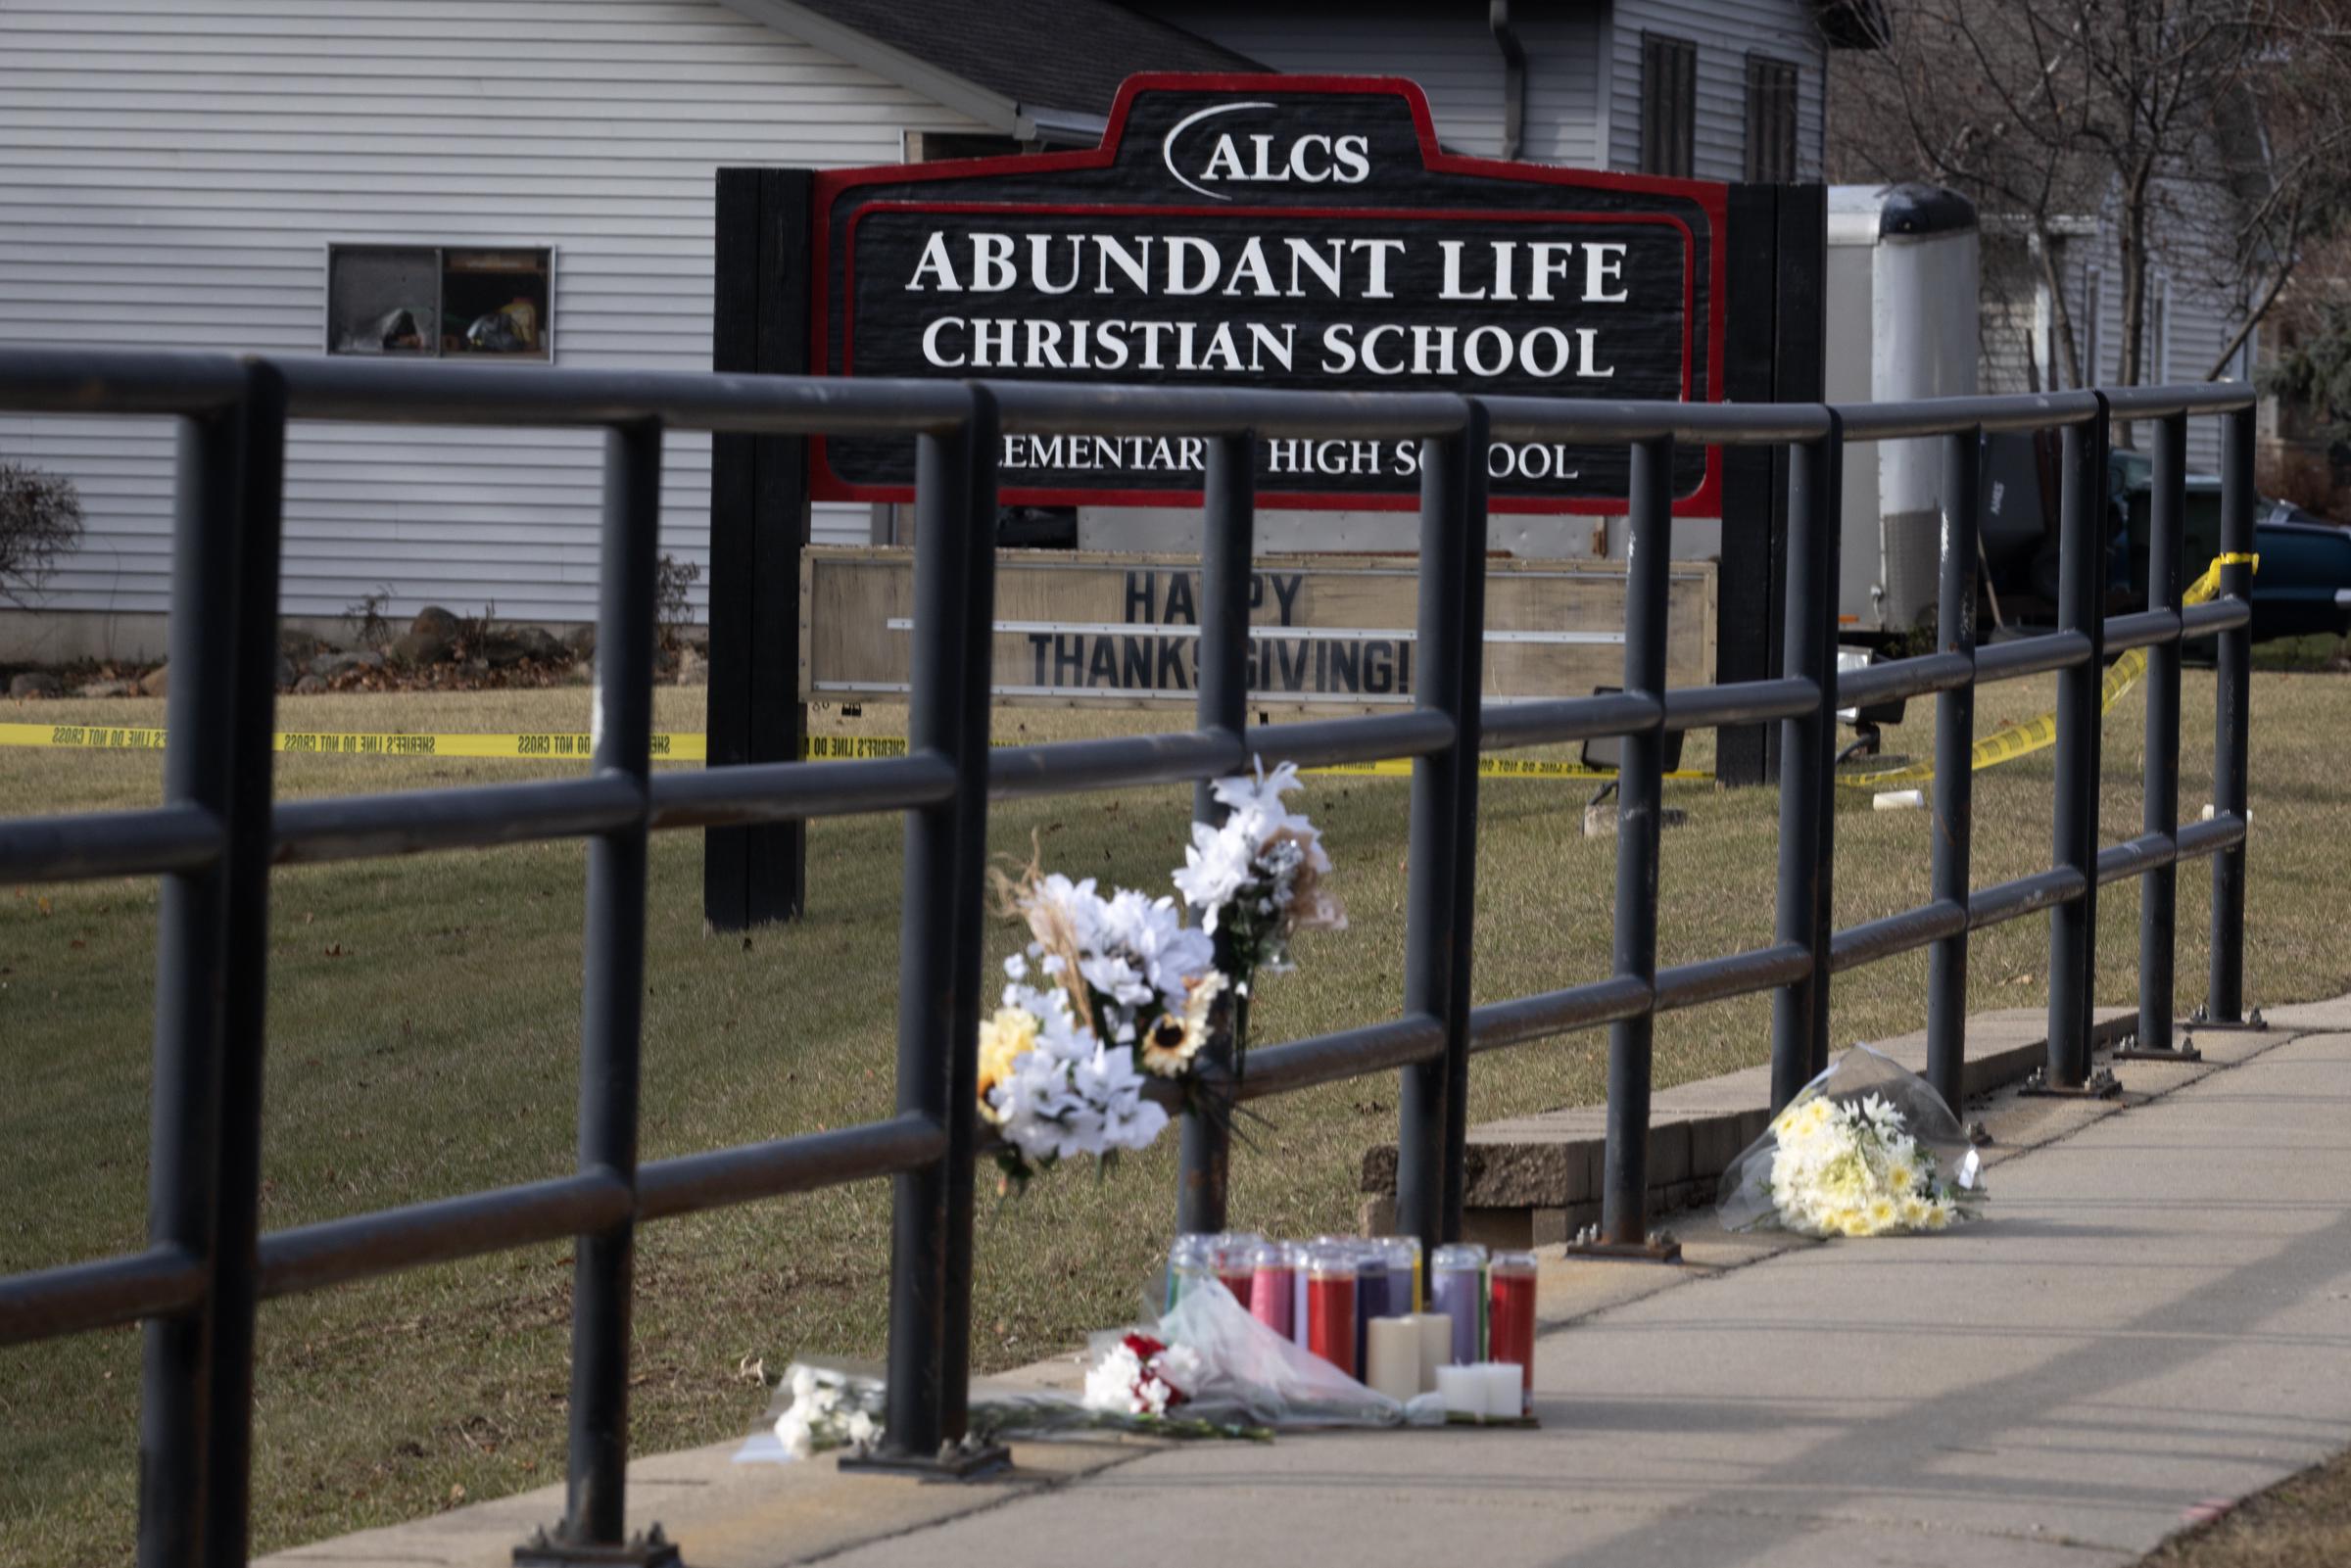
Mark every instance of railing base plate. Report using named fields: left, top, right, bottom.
left=2018, top=1065, right=2122, bottom=1100
left=838, top=1440, right=1013, bottom=1482
left=2111, top=1038, right=2204, bottom=1064
left=1564, top=1227, right=1683, bottom=1263
left=513, top=1524, right=681, bottom=1567
left=2187, top=1004, right=2267, bottom=1032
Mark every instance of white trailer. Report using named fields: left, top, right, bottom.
left=1825, top=184, right=1981, bottom=639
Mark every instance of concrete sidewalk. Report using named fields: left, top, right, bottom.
left=266, top=999, right=2351, bottom=1568
left=827, top=1004, right=2351, bottom=1568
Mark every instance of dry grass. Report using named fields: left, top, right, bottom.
left=2, top=668, right=2347, bottom=1564
left=2144, top=1449, right=2351, bottom=1566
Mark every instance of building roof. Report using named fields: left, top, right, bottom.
left=724, top=0, right=1265, bottom=144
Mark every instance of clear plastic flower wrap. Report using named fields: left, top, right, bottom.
left=1716, top=1044, right=1987, bottom=1238
left=736, top=1281, right=1436, bottom=1463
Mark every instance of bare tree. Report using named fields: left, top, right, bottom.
left=1830, top=0, right=2343, bottom=397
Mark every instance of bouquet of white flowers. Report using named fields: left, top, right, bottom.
left=1717, top=1045, right=1986, bottom=1239
left=1172, top=759, right=1346, bottom=1081
left=972, top=759, right=1340, bottom=1190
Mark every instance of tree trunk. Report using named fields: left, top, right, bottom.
left=2036, top=229, right=2085, bottom=392
left=2115, top=162, right=2154, bottom=449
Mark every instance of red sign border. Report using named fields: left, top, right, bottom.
left=808, top=72, right=1729, bottom=517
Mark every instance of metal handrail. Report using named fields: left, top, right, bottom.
left=0, top=348, right=2258, bottom=1567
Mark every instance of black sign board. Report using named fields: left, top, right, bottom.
left=812, top=73, right=1727, bottom=514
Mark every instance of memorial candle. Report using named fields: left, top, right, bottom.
left=1299, top=1235, right=1347, bottom=1352
left=1305, top=1244, right=1358, bottom=1374
left=1164, top=1233, right=1213, bottom=1311
left=1353, top=1249, right=1389, bottom=1380
left=1410, top=1312, right=1452, bottom=1395
left=1213, top=1232, right=1263, bottom=1309
left=1378, top=1236, right=1422, bottom=1313
left=1434, top=1363, right=1484, bottom=1419
left=1488, top=1250, right=1538, bottom=1417
left=1249, top=1241, right=1297, bottom=1338
left=1365, top=1316, right=1420, bottom=1402
left=1430, top=1243, right=1488, bottom=1366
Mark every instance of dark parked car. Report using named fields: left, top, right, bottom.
left=2111, top=450, right=2351, bottom=642
left=1978, top=434, right=2351, bottom=641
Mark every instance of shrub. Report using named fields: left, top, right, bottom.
left=0, top=461, right=83, bottom=605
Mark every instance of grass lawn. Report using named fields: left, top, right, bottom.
left=3, top=667, right=2347, bottom=1564
left=2144, top=1446, right=2351, bottom=1565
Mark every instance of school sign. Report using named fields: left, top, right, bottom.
left=809, top=73, right=1727, bottom=513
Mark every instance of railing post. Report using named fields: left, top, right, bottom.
left=936, top=388, right=1001, bottom=1451
left=2127, top=412, right=2195, bottom=1060
left=141, top=367, right=279, bottom=1568
left=1177, top=431, right=1254, bottom=1237
left=536, top=419, right=671, bottom=1565
left=1925, top=428, right=1981, bottom=1113
left=195, top=362, right=287, bottom=1568
left=1398, top=400, right=1488, bottom=1255
left=2207, top=404, right=2255, bottom=1024
left=858, top=405, right=995, bottom=1479
left=2041, top=401, right=2110, bottom=1093
left=1770, top=420, right=1841, bottom=1112
left=1595, top=435, right=1676, bottom=1259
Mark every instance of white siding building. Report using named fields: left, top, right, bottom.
left=0, top=0, right=1847, bottom=659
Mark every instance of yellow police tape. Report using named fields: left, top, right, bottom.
left=1834, top=552, right=2253, bottom=791
left=0, top=721, right=1695, bottom=781
left=3, top=553, right=2253, bottom=791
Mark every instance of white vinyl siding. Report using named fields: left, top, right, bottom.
left=1141, top=2, right=1609, bottom=166
left=0, top=0, right=991, bottom=632
left=1607, top=0, right=1825, bottom=181
left=1977, top=169, right=2251, bottom=472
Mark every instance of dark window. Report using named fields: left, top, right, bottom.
left=1642, top=33, right=1698, bottom=178
left=905, top=131, right=1027, bottom=163
left=1745, top=55, right=1799, bottom=182
left=327, top=245, right=553, bottom=358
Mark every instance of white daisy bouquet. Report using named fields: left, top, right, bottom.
left=979, top=864, right=1224, bottom=1188
left=1718, top=1045, right=1986, bottom=1239
left=1172, top=759, right=1346, bottom=1081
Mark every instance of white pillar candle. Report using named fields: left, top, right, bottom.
left=1411, top=1312, right=1453, bottom=1395
left=1479, top=1361, right=1523, bottom=1419
left=1434, top=1363, right=1484, bottom=1418
left=1365, top=1315, right=1421, bottom=1402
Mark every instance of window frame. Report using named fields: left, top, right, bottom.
left=322, top=242, right=559, bottom=361
left=1743, top=53, right=1800, bottom=183
left=1641, top=32, right=1698, bottom=179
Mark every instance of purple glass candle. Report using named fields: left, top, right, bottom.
left=1353, top=1249, right=1389, bottom=1379
left=1430, top=1243, right=1488, bottom=1365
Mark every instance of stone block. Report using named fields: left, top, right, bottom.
left=1687, top=1111, right=1749, bottom=1181
left=1645, top=1119, right=1693, bottom=1188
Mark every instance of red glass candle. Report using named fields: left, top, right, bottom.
left=1212, top=1231, right=1262, bottom=1309
left=1249, top=1242, right=1296, bottom=1338
left=1488, top=1250, right=1538, bottom=1416
left=1305, top=1243, right=1358, bottom=1374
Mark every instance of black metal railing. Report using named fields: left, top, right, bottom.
left=0, top=350, right=2256, bottom=1567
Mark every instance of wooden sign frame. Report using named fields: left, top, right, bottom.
left=799, top=546, right=1716, bottom=716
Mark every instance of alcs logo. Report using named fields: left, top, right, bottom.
left=1164, top=101, right=1370, bottom=200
